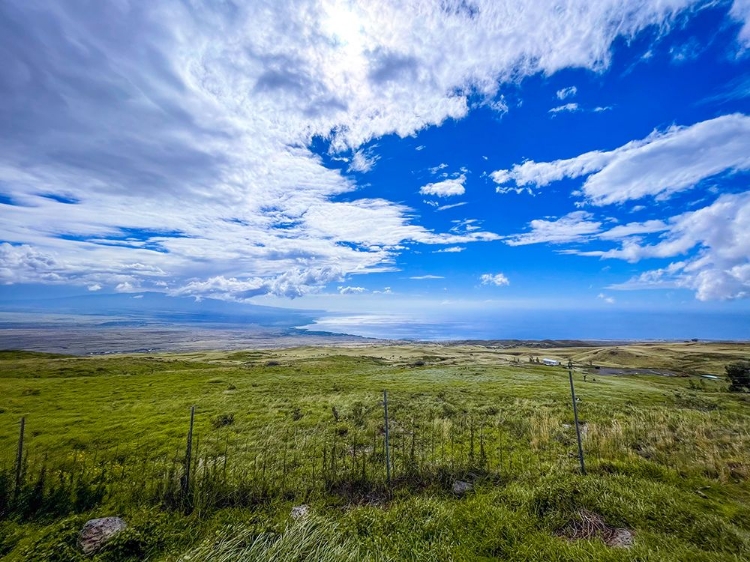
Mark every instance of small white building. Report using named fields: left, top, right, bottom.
left=542, top=358, right=560, bottom=366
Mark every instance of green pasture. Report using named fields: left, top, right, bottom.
left=0, top=344, right=748, bottom=561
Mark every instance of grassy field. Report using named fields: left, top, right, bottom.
left=0, top=342, right=749, bottom=561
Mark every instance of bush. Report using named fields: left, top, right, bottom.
left=212, top=413, right=235, bottom=428
left=726, top=361, right=750, bottom=392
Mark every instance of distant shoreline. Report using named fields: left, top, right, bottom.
left=1, top=316, right=747, bottom=356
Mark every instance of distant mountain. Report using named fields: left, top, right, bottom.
left=0, top=291, right=318, bottom=328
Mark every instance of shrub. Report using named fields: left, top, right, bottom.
left=212, top=413, right=235, bottom=428
left=726, top=361, right=750, bottom=392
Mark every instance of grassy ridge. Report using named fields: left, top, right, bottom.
left=0, top=344, right=749, bottom=560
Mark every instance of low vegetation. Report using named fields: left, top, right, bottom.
left=0, top=342, right=748, bottom=560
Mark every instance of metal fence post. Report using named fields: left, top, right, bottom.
left=568, top=360, right=586, bottom=475
left=13, top=417, right=25, bottom=502
left=182, top=406, right=195, bottom=507
left=383, top=390, right=391, bottom=486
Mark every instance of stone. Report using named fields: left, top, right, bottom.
left=452, top=480, right=473, bottom=495
left=79, top=517, right=127, bottom=555
left=607, top=528, right=634, bottom=548
left=291, top=504, right=310, bottom=519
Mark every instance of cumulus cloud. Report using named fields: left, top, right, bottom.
left=597, top=293, right=616, bottom=304
left=492, top=114, right=750, bottom=205
left=419, top=175, right=467, bottom=197
left=0, top=0, right=729, bottom=299
left=480, top=273, right=510, bottom=286
left=338, top=286, right=367, bottom=294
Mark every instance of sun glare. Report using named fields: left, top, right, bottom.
left=322, top=2, right=364, bottom=49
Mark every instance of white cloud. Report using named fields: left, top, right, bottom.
left=410, top=275, right=444, bottom=280
left=436, top=201, right=468, bottom=212
left=597, top=293, right=615, bottom=304
left=549, top=102, right=579, bottom=113
left=598, top=219, right=669, bottom=240
left=505, top=214, right=669, bottom=247
left=420, top=175, right=466, bottom=197
left=348, top=149, right=379, bottom=173
left=505, top=211, right=601, bottom=246
left=338, top=286, right=367, bottom=294
left=88, top=284, right=102, bottom=292
left=170, top=267, right=344, bottom=300
left=731, top=0, right=750, bottom=46
left=0, top=0, right=731, bottom=299
left=115, top=281, right=137, bottom=293
left=480, top=273, right=510, bottom=286
left=491, top=114, right=750, bottom=206
left=589, top=192, right=750, bottom=300
left=429, top=163, right=449, bottom=174
left=435, top=246, right=465, bottom=253
left=489, top=97, right=509, bottom=115
left=415, top=145, right=426, bottom=151
left=556, top=86, right=578, bottom=99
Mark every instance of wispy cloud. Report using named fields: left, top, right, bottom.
left=731, top=0, right=750, bottom=47
left=556, top=86, right=577, bottom=99
left=505, top=211, right=601, bottom=246
left=434, top=246, right=465, bottom=253
left=348, top=148, right=380, bottom=173
left=436, top=201, right=468, bottom=212
left=410, top=275, right=444, bottom=280
left=549, top=102, right=579, bottom=114
left=491, top=114, right=750, bottom=206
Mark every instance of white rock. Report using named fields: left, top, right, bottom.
left=79, top=517, right=127, bottom=555
left=291, top=505, right=310, bottom=519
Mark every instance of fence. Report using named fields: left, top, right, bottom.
left=1, top=385, right=597, bottom=520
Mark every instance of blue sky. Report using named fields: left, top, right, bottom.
left=1, top=0, right=750, bottom=338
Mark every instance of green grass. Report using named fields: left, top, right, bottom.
left=0, top=344, right=748, bottom=560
